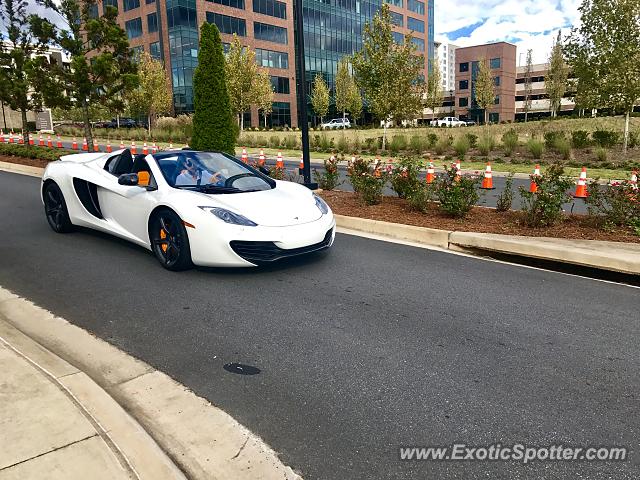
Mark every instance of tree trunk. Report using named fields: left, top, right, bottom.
left=117, top=115, right=120, bottom=129
left=241, top=113, right=244, bottom=131
left=148, top=114, right=152, bottom=137
left=382, top=121, right=387, bottom=150
left=21, top=108, right=29, bottom=146
left=623, top=110, right=630, bottom=154
left=81, top=99, right=93, bottom=150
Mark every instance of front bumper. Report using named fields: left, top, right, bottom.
left=230, top=228, right=334, bottom=264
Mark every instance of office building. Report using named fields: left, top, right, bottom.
left=434, top=41, right=457, bottom=93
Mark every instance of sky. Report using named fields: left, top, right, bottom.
left=434, top=0, right=582, bottom=65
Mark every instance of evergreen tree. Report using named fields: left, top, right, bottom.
left=192, top=22, right=235, bottom=154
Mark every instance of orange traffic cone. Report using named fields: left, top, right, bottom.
left=426, top=161, right=435, bottom=183
left=142, top=142, right=148, bottom=155
left=47, top=135, right=53, bottom=148
left=56, top=135, right=63, bottom=148
left=38, top=133, right=44, bottom=146
left=241, top=147, right=248, bottom=163
left=1, top=132, right=6, bottom=143
left=28, top=133, right=34, bottom=145
left=106, top=141, right=112, bottom=153
left=573, top=166, right=588, bottom=198
left=151, top=142, right=157, bottom=154
left=72, top=137, right=78, bottom=150
left=481, top=162, right=495, bottom=189
left=276, top=151, right=284, bottom=168
left=119, top=139, right=125, bottom=150
left=258, top=148, right=266, bottom=166
left=131, top=140, right=137, bottom=155
left=9, top=131, right=14, bottom=143
left=529, top=164, right=540, bottom=193
left=93, top=139, right=99, bottom=152
left=82, top=137, right=88, bottom=151
left=299, top=154, right=304, bottom=174
left=630, top=170, right=638, bottom=190
left=168, top=140, right=173, bottom=150
left=18, top=133, right=24, bottom=144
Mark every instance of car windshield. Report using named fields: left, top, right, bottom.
left=154, top=151, right=274, bottom=193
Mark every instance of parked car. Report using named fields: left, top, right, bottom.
left=465, top=120, right=477, bottom=126
left=430, top=117, right=467, bottom=127
left=321, top=118, right=351, bottom=129
left=103, top=118, right=138, bottom=128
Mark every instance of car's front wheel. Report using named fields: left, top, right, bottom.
left=150, top=209, right=193, bottom=271
left=43, top=182, right=74, bottom=233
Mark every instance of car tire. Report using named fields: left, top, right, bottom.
left=150, top=209, right=193, bottom=271
left=43, top=182, right=74, bottom=233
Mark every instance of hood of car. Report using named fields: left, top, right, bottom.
left=192, top=181, right=323, bottom=227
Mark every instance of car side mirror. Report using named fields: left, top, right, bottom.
left=118, top=173, right=139, bottom=186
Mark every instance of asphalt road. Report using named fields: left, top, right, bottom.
left=1, top=171, right=638, bottom=479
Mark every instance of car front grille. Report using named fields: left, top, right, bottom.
left=230, top=228, right=333, bottom=264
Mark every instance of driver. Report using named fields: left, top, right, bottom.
left=175, top=157, right=225, bottom=186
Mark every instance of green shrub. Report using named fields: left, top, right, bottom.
left=406, top=182, right=436, bottom=213
left=283, top=135, right=298, bottom=150
left=269, top=135, right=281, bottom=149
left=543, top=130, right=565, bottom=149
left=518, top=164, right=573, bottom=227
left=346, top=156, right=372, bottom=193
left=628, top=131, right=639, bottom=148
left=0, top=143, right=74, bottom=161
left=427, top=133, right=438, bottom=148
left=319, top=134, right=332, bottom=152
left=435, top=165, right=481, bottom=218
left=501, top=129, right=518, bottom=156
left=352, top=133, right=362, bottom=152
left=313, top=155, right=342, bottom=190
left=585, top=179, right=640, bottom=229
left=554, top=137, right=572, bottom=160
left=389, top=156, right=422, bottom=198
left=240, top=134, right=255, bottom=148
left=434, top=137, right=450, bottom=155
left=496, top=173, right=514, bottom=212
left=571, top=130, right=590, bottom=148
left=527, top=139, right=544, bottom=159
left=336, top=134, right=350, bottom=153
left=358, top=173, right=387, bottom=205
left=464, top=133, right=478, bottom=149
left=477, top=134, right=495, bottom=156
left=453, top=135, right=470, bottom=159
left=389, top=134, right=408, bottom=154
left=592, top=129, right=619, bottom=147
left=595, top=147, right=607, bottom=162
left=409, top=134, right=426, bottom=153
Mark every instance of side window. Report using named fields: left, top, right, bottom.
left=104, top=154, right=122, bottom=175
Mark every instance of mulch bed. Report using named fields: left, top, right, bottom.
left=0, top=154, right=51, bottom=169
left=320, top=190, right=640, bottom=244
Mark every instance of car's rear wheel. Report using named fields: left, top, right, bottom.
left=43, top=182, right=74, bottom=233
left=150, top=209, right=193, bottom=271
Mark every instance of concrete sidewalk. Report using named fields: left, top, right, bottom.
left=0, top=318, right=186, bottom=480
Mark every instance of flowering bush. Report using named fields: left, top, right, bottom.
left=435, top=164, right=481, bottom=218
left=406, top=182, right=436, bottom=213
left=518, top=164, right=573, bottom=227
left=585, top=179, right=640, bottom=232
left=389, top=156, right=423, bottom=198
left=267, top=165, right=286, bottom=180
left=347, top=156, right=388, bottom=205
left=313, top=155, right=342, bottom=190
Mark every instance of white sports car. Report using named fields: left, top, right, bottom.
left=41, top=149, right=335, bottom=270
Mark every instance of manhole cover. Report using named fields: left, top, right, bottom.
left=223, top=363, right=261, bottom=375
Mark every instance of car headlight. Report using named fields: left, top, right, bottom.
left=199, top=206, right=257, bottom=226
left=314, top=194, right=329, bottom=215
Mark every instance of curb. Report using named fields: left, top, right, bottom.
left=0, top=287, right=303, bottom=480
left=335, top=215, right=640, bottom=275
left=0, top=160, right=44, bottom=177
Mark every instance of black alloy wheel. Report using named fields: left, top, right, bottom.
left=150, top=210, right=193, bottom=271
left=44, top=183, right=74, bottom=233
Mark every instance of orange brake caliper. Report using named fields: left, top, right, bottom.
left=159, top=229, right=168, bottom=252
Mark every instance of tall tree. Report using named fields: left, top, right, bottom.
left=334, top=57, right=351, bottom=121
left=192, top=22, right=235, bottom=154
left=38, top=0, right=138, bottom=149
left=523, top=49, right=533, bottom=122
left=565, top=0, right=640, bottom=152
left=127, top=52, right=172, bottom=136
left=255, top=69, right=273, bottom=127
left=0, top=0, right=56, bottom=144
left=347, top=82, right=363, bottom=125
left=473, top=57, right=495, bottom=126
left=225, top=34, right=263, bottom=130
left=311, top=74, right=330, bottom=125
left=546, top=31, right=568, bottom=118
left=352, top=4, right=425, bottom=149
left=424, top=56, right=443, bottom=120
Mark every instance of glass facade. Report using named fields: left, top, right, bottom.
left=147, top=12, right=158, bottom=33
left=125, top=17, right=143, bottom=39
left=427, top=0, right=434, bottom=71
left=207, top=12, right=247, bottom=36
left=255, top=48, right=289, bottom=69
left=253, top=0, right=287, bottom=18
left=254, top=22, right=288, bottom=44
left=268, top=101, right=291, bottom=127
left=166, top=0, right=199, bottom=113
left=123, top=0, right=140, bottom=11
left=150, top=41, right=162, bottom=60
left=406, top=16, right=424, bottom=33
left=207, top=0, right=245, bottom=9
left=271, top=76, right=290, bottom=94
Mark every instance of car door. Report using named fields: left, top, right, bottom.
left=97, top=156, right=159, bottom=247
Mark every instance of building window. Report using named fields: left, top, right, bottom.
left=412, top=37, right=424, bottom=52
left=392, top=31, right=404, bottom=44
left=103, top=0, right=118, bottom=14
left=268, top=101, right=291, bottom=127
left=254, top=22, right=287, bottom=44
left=253, top=0, right=286, bottom=18
left=459, top=97, right=468, bottom=107
left=131, top=45, right=144, bottom=60
left=459, top=79, right=468, bottom=90
left=489, top=112, right=499, bottom=123
left=407, top=0, right=424, bottom=14
left=390, top=11, right=403, bottom=27
left=147, top=13, right=158, bottom=33
left=150, top=41, right=161, bottom=60
left=384, top=0, right=403, bottom=6
left=208, top=0, right=245, bottom=9
left=88, top=3, right=99, bottom=17
left=494, top=95, right=500, bottom=104
left=270, top=76, right=290, bottom=94
left=490, top=57, right=501, bottom=69
left=255, top=48, right=288, bottom=69
left=494, top=76, right=500, bottom=86
left=406, top=17, right=424, bottom=33
left=206, top=12, right=247, bottom=36
left=459, top=62, right=469, bottom=72
left=125, top=18, right=143, bottom=39
left=146, top=0, right=155, bottom=3
left=123, top=0, right=139, bottom=12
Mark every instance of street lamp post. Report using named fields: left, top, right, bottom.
left=294, top=0, right=317, bottom=189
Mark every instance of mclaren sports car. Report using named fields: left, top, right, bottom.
left=41, top=149, right=335, bottom=270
